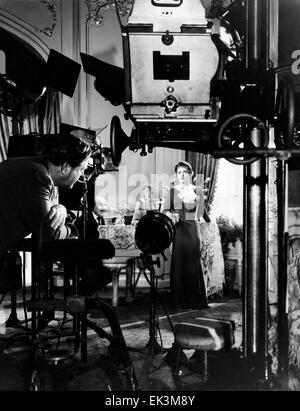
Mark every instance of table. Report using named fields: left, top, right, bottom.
left=98, top=225, right=170, bottom=306
left=98, top=225, right=140, bottom=306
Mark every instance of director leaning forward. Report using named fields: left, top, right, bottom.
left=0, top=133, right=91, bottom=291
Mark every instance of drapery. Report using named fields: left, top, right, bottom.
left=185, top=151, right=224, bottom=297
left=185, top=151, right=219, bottom=211
left=0, top=113, right=9, bottom=162
left=16, top=88, right=60, bottom=136
left=199, top=220, right=225, bottom=297
left=0, top=88, right=60, bottom=162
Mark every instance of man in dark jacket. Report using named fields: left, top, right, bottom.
left=0, top=133, right=92, bottom=252
left=0, top=133, right=92, bottom=292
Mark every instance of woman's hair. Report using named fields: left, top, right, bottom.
left=174, top=160, right=193, bottom=175
left=138, top=184, right=155, bottom=202
left=135, top=184, right=157, bottom=210
left=42, top=133, right=92, bottom=167
left=141, top=184, right=153, bottom=195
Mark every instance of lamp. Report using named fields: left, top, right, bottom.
left=80, top=52, right=125, bottom=106
left=85, top=0, right=134, bottom=26
left=45, top=49, right=82, bottom=98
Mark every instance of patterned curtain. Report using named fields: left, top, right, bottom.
left=42, top=88, right=61, bottom=135
left=185, top=151, right=220, bottom=211
left=0, top=113, right=9, bottom=162
left=0, top=88, right=61, bottom=162
left=18, top=88, right=60, bottom=136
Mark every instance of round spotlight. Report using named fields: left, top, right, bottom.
left=135, top=211, right=175, bottom=255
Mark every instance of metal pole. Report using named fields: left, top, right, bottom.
left=245, top=128, right=269, bottom=382
left=247, top=0, right=261, bottom=65
left=264, top=159, right=270, bottom=382
left=243, top=164, right=248, bottom=360
left=144, top=257, right=161, bottom=357
left=277, top=160, right=289, bottom=374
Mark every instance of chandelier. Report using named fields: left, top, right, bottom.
left=85, top=0, right=135, bottom=27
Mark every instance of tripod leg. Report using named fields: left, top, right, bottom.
left=144, top=264, right=163, bottom=357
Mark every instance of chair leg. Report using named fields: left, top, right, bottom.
left=112, top=269, right=120, bottom=307
left=203, top=351, right=208, bottom=383
left=189, top=350, right=209, bottom=383
left=125, top=259, right=135, bottom=302
left=80, top=312, right=88, bottom=363
left=171, top=347, right=184, bottom=388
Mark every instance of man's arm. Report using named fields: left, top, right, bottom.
left=46, top=204, right=67, bottom=232
left=23, top=170, right=71, bottom=241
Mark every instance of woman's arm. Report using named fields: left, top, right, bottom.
left=195, top=186, right=205, bottom=220
left=165, top=211, right=180, bottom=225
left=132, top=200, right=143, bottom=223
left=162, top=187, right=179, bottom=224
left=195, top=186, right=211, bottom=222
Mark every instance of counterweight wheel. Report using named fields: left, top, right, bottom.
left=217, top=113, right=269, bottom=165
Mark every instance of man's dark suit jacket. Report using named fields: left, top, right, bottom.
left=0, top=156, right=71, bottom=252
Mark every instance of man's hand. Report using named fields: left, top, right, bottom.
left=47, top=204, right=67, bottom=231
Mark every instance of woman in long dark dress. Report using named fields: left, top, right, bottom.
left=165, top=161, right=210, bottom=309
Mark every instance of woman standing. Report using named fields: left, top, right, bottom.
left=165, top=161, right=210, bottom=309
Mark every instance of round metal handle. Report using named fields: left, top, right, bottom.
left=217, top=113, right=269, bottom=165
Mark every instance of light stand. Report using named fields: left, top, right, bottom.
left=134, top=211, right=176, bottom=358
left=139, top=253, right=164, bottom=357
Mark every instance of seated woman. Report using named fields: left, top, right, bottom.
left=132, top=184, right=158, bottom=224
left=163, top=161, right=211, bottom=310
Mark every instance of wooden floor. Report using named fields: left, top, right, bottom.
left=0, top=275, right=254, bottom=391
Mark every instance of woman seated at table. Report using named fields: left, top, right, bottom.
left=132, top=184, right=159, bottom=224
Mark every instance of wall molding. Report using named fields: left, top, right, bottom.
left=0, top=8, right=50, bottom=61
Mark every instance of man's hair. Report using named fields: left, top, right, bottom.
left=174, top=160, right=193, bottom=175
left=42, top=133, right=92, bottom=167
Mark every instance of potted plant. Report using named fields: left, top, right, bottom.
left=118, top=202, right=135, bottom=225
left=216, top=215, right=243, bottom=256
left=124, top=206, right=134, bottom=225
left=216, top=215, right=243, bottom=295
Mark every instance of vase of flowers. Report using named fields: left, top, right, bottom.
left=118, top=202, right=134, bottom=225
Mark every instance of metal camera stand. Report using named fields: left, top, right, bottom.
left=140, top=253, right=162, bottom=357
left=137, top=252, right=175, bottom=359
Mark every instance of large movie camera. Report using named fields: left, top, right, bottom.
left=57, top=123, right=111, bottom=213
left=109, top=0, right=279, bottom=166
left=111, top=0, right=223, bottom=165
left=60, top=122, right=109, bottom=182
